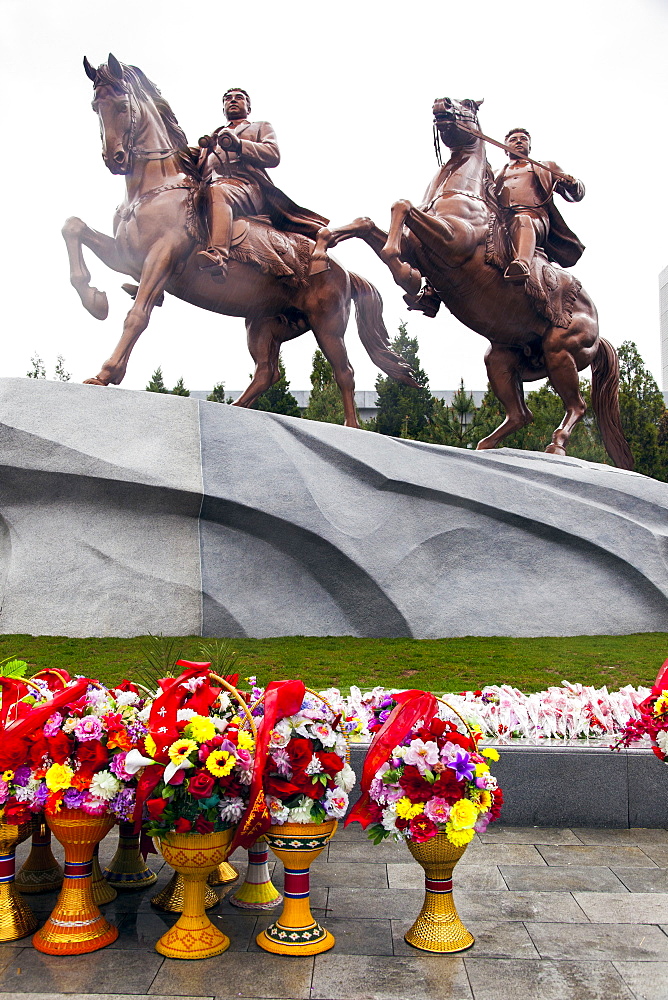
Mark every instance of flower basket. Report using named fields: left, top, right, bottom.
left=129, top=664, right=258, bottom=957
left=347, top=690, right=503, bottom=953
left=32, top=808, right=118, bottom=955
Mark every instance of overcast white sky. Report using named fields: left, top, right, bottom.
left=2, top=0, right=666, bottom=395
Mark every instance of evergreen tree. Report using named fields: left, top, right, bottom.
left=424, top=380, right=477, bottom=446
left=303, top=350, right=346, bottom=425
left=146, top=367, right=169, bottom=393
left=374, top=322, right=434, bottom=438
left=54, top=355, right=71, bottom=381
left=171, top=377, right=190, bottom=397
left=207, top=382, right=232, bottom=403
left=255, top=357, right=301, bottom=416
left=27, top=353, right=46, bottom=379
left=617, top=341, right=668, bottom=481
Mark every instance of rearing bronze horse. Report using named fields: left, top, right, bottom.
left=62, top=56, right=417, bottom=425
left=313, top=97, right=633, bottom=468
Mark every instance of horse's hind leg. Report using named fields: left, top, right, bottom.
left=308, top=285, right=357, bottom=428
left=233, top=317, right=284, bottom=409
left=476, top=343, right=534, bottom=450
left=62, top=217, right=127, bottom=320
left=542, top=325, right=592, bottom=456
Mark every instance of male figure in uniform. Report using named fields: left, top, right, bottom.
left=197, top=88, right=326, bottom=278
left=494, top=128, right=585, bottom=282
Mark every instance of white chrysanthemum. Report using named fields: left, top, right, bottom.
left=88, top=771, right=121, bottom=802
left=288, top=797, right=316, bottom=824
left=381, top=803, right=399, bottom=833
left=656, top=731, right=668, bottom=753
left=14, top=777, right=41, bottom=803
left=266, top=795, right=290, bottom=824
left=305, top=754, right=324, bottom=775
left=237, top=768, right=253, bottom=785
left=218, top=797, right=245, bottom=822
left=216, top=693, right=231, bottom=713
left=308, top=721, right=337, bottom=747
left=137, top=705, right=151, bottom=722
left=323, top=787, right=348, bottom=818
left=62, top=718, right=77, bottom=734
left=335, top=734, right=348, bottom=757
left=115, top=691, right=140, bottom=707
left=334, top=762, right=356, bottom=793
left=177, top=708, right=196, bottom=722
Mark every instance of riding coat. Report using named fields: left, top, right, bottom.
left=200, top=119, right=327, bottom=238
left=494, top=160, right=585, bottom=268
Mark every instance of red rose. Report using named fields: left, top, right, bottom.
left=286, top=739, right=314, bottom=773
left=174, top=817, right=192, bottom=832
left=652, top=746, right=666, bottom=761
left=76, top=740, right=109, bottom=775
left=101, top=712, right=123, bottom=731
left=489, top=787, right=504, bottom=822
left=409, top=814, right=438, bottom=843
left=194, top=815, right=214, bottom=834
left=265, top=775, right=303, bottom=799
left=430, top=719, right=448, bottom=738
left=367, top=802, right=384, bottom=824
left=399, top=765, right=433, bottom=803
left=1, top=800, right=32, bottom=824
left=0, top=734, right=29, bottom=771
left=28, top=734, right=50, bottom=768
left=395, top=816, right=408, bottom=831
left=189, top=770, right=215, bottom=799
left=146, top=798, right=168, bottom=820
left=47, top=731, right=73, bottom=765
left=431, top=769, right=464, bottom=804
left=315, top=752, right=344, bottom=776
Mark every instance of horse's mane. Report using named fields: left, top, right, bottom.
left=94, top=61, right=199, bottom=179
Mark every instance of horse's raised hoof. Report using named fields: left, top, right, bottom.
left=83, top=377, right=108, bottom=386
left=545, top=443, right=567, bottom=456
left=81, top=287, right=109, bottom=321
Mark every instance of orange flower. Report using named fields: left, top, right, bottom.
left=107, top=730, right=132, bottom=751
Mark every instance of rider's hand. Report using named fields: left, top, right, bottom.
left=217, top=128, right=241, bottom=153
left=560, top=173, right=577, bottom=187
left=198, top=135, right=213, bottom=149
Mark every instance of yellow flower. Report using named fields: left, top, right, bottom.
left=448, top=798, right=478, bottom=830
left=654, top=692, right=668, bottom=716
left=230, top=716, right=242, bottom=726
left=445, top=823, right=475, bottom=848
left=475, top=761, right=490, bottom=776
left=237, top=730, right=255, bottom=751
left=167, top=738, right=198, bottom=765
left=481, top=747, right=499, bottom=761
left=476, top=790, right=492, bottom=812
left=45, top=763, right=74, bottom=792
left=206, top=749, right=235, bottom=777
left=395, top=797, right=424, bottom=820
left=184, top=715, right=216, bottom=742
left=145, top=734, right=158, bottom=758
left=2, top=770, right=14, bottom=782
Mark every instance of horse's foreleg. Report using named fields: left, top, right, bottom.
left=476, top=343, right=534, bottom=451
left=84, top=243, right=176, bottom=386
left=376, top=201, right=421, bottom=295
left=234, top=317, right=284, bottom=408
left=311, top=218, right=388, bottom=275
left=62, top=217, right=126, bottom=321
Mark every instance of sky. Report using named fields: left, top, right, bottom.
left=2, top=0, right=667, bottom=395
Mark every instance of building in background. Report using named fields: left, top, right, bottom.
left=661, top=266, right=668, bottom=395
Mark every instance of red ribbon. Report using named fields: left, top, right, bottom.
left=4, top=678, right=91, bottom=739
left=345, top=689, right=438, bottom=829
left=229, top=679, right=305, bottom=852
left=652, top=658, right=668, bottom=696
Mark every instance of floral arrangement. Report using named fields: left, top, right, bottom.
left=364, top=714, right=502, bottom=846
left=0, top=677, right=149, bottom=825
left=261, top=690, right=355, bottom=826
left=127, top=668, right=256, bottom=837
left=614, top=661, right=668, bottom=762
left=319, top=681, right=650, bottom=743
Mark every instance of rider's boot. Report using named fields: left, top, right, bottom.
left=197, top=246, right=229, bottom=278
left=404, top=282, right=441, bottom=318
left=504, top=215, right=535, bottom=283
left=197, top=193, right=232, bottom=277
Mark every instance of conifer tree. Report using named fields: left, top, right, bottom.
left=374, top=322, right=433, bottom=438
left=171, top=377, right=190, bottom=397
left=255, top=357, right=301, bottom=417
left=54, top=356, right=71, bottom=381
left=207, top=382, right=232, bottom=403
left=27, top=353, right=46, bottom=379
left=617, top=341, right=668, bottom=481
left=146, top=367, right=169, bottom=393
left=303, top=350, right=346, bottom=425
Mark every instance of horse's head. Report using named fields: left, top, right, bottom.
left=432, top=97, right=484, bottom=150
left=84, top=53, right=140, bottom=174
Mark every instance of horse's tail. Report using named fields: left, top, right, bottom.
left=591, top=337, right=634, bottom=470
left=349, top=272, right=420, bottom=387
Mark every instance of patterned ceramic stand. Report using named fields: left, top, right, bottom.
left=33, top=809, right=118, bottom=954
left=103, top=822, right=157, bottom=891
left=153, top=827, right=235, bottom=959
left=404, top=834, right=474, bottom=952
left=15, top=818, right=63, bottom=895
left=229, top=838, right=282, bottom=910
left=207, top=859, right=239, bottom=887
left=0, top=820, right=38, bottom=942
left=256, top=820, right=337, bottom=955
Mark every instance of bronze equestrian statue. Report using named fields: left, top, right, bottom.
left=62, top=55, right=417, bottom=426
left=312, top=97, right=633, bottom=468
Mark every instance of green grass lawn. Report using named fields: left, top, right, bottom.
left=1, top=633, right=666, bottom=693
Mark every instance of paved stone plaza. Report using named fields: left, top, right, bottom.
left=2, top=823, right=668, bottom=1000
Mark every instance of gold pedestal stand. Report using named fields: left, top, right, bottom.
left=103, top=822, right=157, bottom=891
left=404, top=835, right=474, bottom=953
left=0, top=820, right=38, bottom=942
left=15, top=818, right=63, bottom=895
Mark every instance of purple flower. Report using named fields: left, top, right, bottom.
left=378, top=710, right=391, bottom=725
left=63, top=787, right=86, bottom=809
left=446, top=751, right=475, bottom=782
left=127, top=722, right=147, bottom=743
left=31, top=784, right=49, bottom=810
left=13, top=766, right=31, bottom=787
left=43, top=713, right=63, bottom=737
left=110, top=752, right=133, bottom=781
left=110, top=788, right=135, bottom=821
left=270, top=749, right=292, bottom=777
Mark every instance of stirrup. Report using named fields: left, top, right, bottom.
left=197, top=247, right=228, bottom=274
left=504, top=259, right=530, bottom=283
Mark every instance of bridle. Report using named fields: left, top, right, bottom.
left=99, top=84, right=178, bottom=165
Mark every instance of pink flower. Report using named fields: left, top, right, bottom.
left=74, top=717, right=104, bottom=742
left=403, top=739, right=439, bottom=774
left=424, top=797, right=451, bottom=824
left=79, top=792, right=108, bottom=816
left=43, top=713, right=63, bottom=737
left=271, top=749, right=292, bottom=777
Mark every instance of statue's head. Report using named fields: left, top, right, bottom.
left=432, top=97, right=483, bottom=150
left=505, top=128, right=531, bottom=158
left=223, top=88, right=251, bottom=121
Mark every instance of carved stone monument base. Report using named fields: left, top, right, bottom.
left=0, top=378, right=666, bottom=639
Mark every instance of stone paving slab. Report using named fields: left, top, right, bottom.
left=5, top=825, right=668, bottom=1000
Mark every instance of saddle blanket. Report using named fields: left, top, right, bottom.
left=228, top=218, right=313, bottom=285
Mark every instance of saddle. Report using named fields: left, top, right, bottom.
left=228, top=217, right=313, bottom=286
left=485, top=216, right=581, bottom=329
